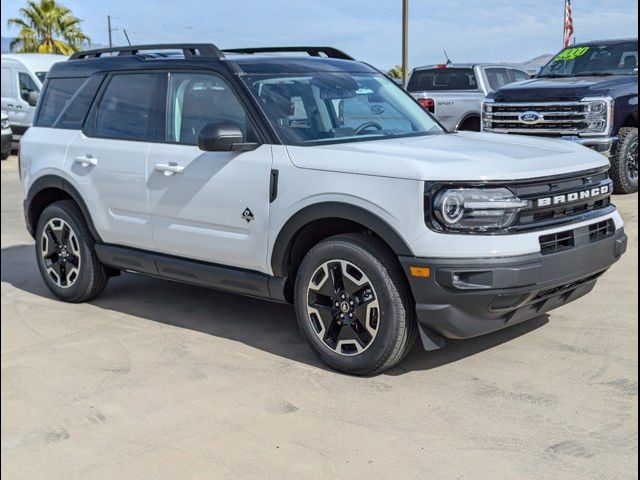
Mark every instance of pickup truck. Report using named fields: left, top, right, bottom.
left=406, top=63, right=530, bottom=131
left=482, top=38, right=638, bottom=194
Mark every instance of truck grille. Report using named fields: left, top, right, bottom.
left=483, top=102, right=598, bottom=135
left=509, top=168, right=613, bottom=231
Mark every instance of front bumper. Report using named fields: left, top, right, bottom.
left=561, top=135, right=618, bottom=157
left=400, top=227, right=627, bottom=342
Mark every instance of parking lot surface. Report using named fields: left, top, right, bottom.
left=1, top=155, right=638, bottom=480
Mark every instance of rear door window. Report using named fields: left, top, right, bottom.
left=509, top=69, right=530, bottom=82
left=406, top=68, right=478, bottom=92
left=484, top=68, right=512, bottom=91
left=94, top=73, right=165, bottom=142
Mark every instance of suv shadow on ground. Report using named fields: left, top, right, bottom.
left=1, top=243, right=549, bottom=376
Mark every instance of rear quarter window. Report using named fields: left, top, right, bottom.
left=407, top=68, right=478, bottom=92
left=36, top=77, right=87, bottom=127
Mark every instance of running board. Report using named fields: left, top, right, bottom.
left=94, top=243, right=287, bottom=302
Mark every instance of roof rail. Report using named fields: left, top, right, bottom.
left=223, top=46, right=354, bottom=61
left=70, top=43, right=225, bottom=60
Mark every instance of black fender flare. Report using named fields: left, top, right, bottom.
left=270, top=202, right=413, bottom=277
left=25, top=175, right=102, bottom=241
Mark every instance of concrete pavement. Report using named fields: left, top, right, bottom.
left=1, top=155, right=637, bottom=479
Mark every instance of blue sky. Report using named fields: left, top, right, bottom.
left=1, top=0, right=637, bottom=69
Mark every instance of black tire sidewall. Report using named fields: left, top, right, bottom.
left=35, top=201, right=101, bottom=301
left=612, top=127, right=638, bottom=194
left=294, top=237, right=409, bottom=375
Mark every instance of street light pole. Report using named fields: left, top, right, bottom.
left=107, top=15, right=113, bottom=48
left=402, top=0, right=409, bottom=87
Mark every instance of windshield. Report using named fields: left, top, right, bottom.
left=241, top=72, right=443, bottom=145
left=539, top=41, right=638, bottom=77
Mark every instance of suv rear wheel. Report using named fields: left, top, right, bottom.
left=611, top=127, right=638, bottom=194
left=35, top=200, right=109, bottom=302
left=294, top=233, right=416, bottom=375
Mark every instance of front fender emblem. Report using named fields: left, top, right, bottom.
left=242, top=208, right=255, bottom=222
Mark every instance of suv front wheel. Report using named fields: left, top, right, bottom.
left=35, top=200, right=110, bottom=302
left=294, top=233, right=416, bottom=375
left=611, top=127, right=638, bottom=194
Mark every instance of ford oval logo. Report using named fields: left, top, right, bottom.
left=519, top=111, right=543, bottom=124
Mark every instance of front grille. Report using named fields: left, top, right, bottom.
left=424, top=168, right=614, bottom=234
left=510, top=168, right=613, bottom=232
left=483, top=102, right=600, bottom=135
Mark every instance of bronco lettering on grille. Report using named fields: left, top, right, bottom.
left=537, top=185, right=610, bottom=207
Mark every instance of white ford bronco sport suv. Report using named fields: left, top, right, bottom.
left=20, top=44, right=628, bottom=375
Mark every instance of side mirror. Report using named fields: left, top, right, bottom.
left=27, top=91, right=39, bottom=107
left=197, top=123, right=259, bottom=152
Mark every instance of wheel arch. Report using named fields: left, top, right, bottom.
left=271, top=202, right=413, bottom=301
left=25, top=175, right=101, bottom=241
left=455, top=112, right=481, bottom=132
left=622, top=111, right=638, bottom=128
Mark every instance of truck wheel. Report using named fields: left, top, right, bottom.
left=294, top=233, right=416, bottom=375
left=611, top=127, right=638, bottom=194
left=35, top=200, right=109, bottom=302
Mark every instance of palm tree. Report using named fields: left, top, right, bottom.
left=8, top=0, right=90, bottom=55
left=387, top=65, right=404, bottom=79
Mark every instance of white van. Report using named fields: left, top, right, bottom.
left=1, top=53, right=67, bottom=136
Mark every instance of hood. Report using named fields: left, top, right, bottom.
left=285, top=132, right=610, bottom=182
left=490, top=75, right=635, bottom=102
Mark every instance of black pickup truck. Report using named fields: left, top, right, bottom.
left=483, top=38, right=638, bottom=194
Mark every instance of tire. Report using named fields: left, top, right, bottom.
left=457, top=116, right=480, bottom=132
left=610, top=127, right=638, bottom=194
left=35, top=200, right=109, bottom=302
left=294, top=233, right=417, bottom=375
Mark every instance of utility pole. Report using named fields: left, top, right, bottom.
left=402, top=0, right=409, bottom=87
left=107, top=15, right=113, bottom=48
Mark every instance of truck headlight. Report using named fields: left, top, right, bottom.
left=1, top=118, right=9, bottom=130
left=581, top=97, right=612, bottom=135
left=433, top=188, right=531, bottom=232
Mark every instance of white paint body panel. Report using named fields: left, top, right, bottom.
left=65, top=134, right=155, bottom=250
left=22, top=124, right=621, bottom=276
left=146, top=143, right=273, bottom=272
left=286, top=131, right=610, bottom=182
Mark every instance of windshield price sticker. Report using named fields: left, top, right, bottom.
left=553, top=46, right=590, bottom=62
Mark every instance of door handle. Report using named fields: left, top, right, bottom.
left=74, top=155, right=98, bottom=167
left=155, top=163, right=185, bottom=176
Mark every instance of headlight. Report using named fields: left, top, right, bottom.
left=580, top=97, right=612, bottom=135
left=433, top=188, right=530, bottom=232
left=1, top=119, right=9, bottom=130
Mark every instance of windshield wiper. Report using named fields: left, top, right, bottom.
left=536, top=74, right=570, bottom=78
left=573, top=72, right=618, bottom=77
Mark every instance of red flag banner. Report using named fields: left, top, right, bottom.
left=564, top=0, right=574, bottom=47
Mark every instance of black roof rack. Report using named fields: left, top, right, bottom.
left=224, top=46, right=354, bottom=61
left=70, top=43, right=225, bottom=60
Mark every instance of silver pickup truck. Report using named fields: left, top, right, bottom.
left=406, top=63, right=530, bottom=131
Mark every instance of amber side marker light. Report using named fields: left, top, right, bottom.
left=409, top=266, right=431, bottom=278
